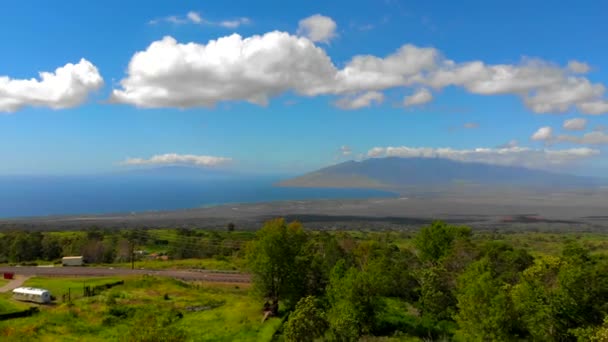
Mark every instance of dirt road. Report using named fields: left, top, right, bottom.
left=0, top=266, right=250, bottom=283
left=0, top=275, right=31, bottom=293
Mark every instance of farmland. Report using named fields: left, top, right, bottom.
left=0, top=276, right=280, bottom=341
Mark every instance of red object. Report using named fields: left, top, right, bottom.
left=3, top=272, right=14, bottom=280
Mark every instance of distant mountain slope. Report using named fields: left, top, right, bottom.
left=280, top=157, right=601, bottom=190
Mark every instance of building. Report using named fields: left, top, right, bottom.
left=62, top=256, right=84, bottom=266
left=12, top=287, right=52, bottom=304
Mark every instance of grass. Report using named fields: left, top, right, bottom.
left=0, top=276, right=280, bottom=341
left=23, top=277, right=122, bottom=299
left=0, top=294, right=29, bottom=314
left=112, top=257, right=244, bottom=271
left=0, top=279, right=8, bottom=288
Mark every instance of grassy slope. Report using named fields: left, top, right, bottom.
left=0, top=276, right=279, bottom=342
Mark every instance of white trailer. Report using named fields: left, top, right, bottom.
left=12, top=287, right=52, bottom=304
left=62, top=256, right=84, bottom=266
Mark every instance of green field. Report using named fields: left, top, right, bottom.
left=112, top=256, right=243, bottom=271
left=0, top=276, right=280, bottom=341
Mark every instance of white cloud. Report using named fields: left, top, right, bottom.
left=123, top=153, right=232, bottom=167
left=367, top=145, right=599, bottom=169
left=0, top=59, right=103, bottom=113
left=150, top=11, right=251, bottom=28
left=531, top=126, right=553, bottom=141
left=335, top=91, right=384, bottom=109
left=219, top=18, right=251, bottom=28
left=577, top=101, right=608, bottom=115
left=563, top=118, right=587, bottom=131
left=426, top=59, right=608, bottom=114
left=297, top=14, right=337, bottom=43
left=567, top=60, right=591, bottom=74
left=463, top=122, right=479, bottom=129
left=111, top=28, right=608, bottom=114
left=404, top=88, right=433, bottom=106
left=110, top=33, right=338, bottom=108
left=555, top=131, right=608, bottom=145
left=187, top=11, right=202, bottom=24
left=340, top=145, right=353, bottom=156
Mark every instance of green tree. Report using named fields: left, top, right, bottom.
left=41, top=234, right=63, bottom=261
left=454, top=258, right=517, bottom=341
left=284, top=296, right=328, bottom=342
left=413, top=221, right=471, bottom=264
left=246, top=218, right=311, bottom=312
left=326, top=260, right=381, bottom=340
left=511, top=251, right=608, bottom=341
left=416, top=266, right=454, bottom=321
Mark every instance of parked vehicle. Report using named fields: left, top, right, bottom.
left=12, top=287, right=52, bottom=304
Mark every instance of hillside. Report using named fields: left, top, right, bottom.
left=279, top=157, right=601, bottom=190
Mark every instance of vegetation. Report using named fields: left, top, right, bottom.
left=0, top=276, right=281, bottom=341
left=4, top=220, right=608, bottom=340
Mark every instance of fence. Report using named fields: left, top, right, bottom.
left=62, top=280, right=125, bottom=303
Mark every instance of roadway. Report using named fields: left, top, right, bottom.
left=0, top=266, right=251, bottom=283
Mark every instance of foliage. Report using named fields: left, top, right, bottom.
left=326, top=260, right=383, bottom=340
left=284, top=296, right=328, bottom=342
left=246, top=218, right=311, bottom=310
left=413, top=221, right=471, bottom=264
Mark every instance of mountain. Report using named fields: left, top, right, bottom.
left=279, top=157, right=602, bottom=190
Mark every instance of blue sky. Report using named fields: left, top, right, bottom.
left=1, top=0, right=607, bottom=176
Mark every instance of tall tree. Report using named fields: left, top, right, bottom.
left=413, top=221, right=471, bottom=264
left=284, top=296, right=328, bottom=342
left=246, top=218, right=310, bottom=312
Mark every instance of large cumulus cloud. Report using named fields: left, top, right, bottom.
left=0, top=59, right=103, bottom=113
left=110, top=19, right=608, bottom=115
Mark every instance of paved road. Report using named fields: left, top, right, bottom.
left=0, top=266, right=251, bottom=283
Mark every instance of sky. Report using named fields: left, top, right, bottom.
left=1, top=0, right=608, bottom=176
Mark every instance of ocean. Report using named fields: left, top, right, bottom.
left=0, top=174, right=395, bottom=218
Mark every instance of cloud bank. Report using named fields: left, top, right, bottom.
left=123, top=153, right=232, bottom=167
left=0, top=59, right=103, bottom=113
left=367, top=145, right=599, bottom=169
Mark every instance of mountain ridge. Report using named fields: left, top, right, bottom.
left=279, top=157, right=602, bottom=191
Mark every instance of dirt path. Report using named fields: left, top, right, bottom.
left=0, top=275, right=31, bottom=293
left=0, top=267, right=250, bottom=283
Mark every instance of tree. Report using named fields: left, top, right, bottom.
left=226, top=222, right=235, bottom=232
left=326, top=260, right=382, bottom=340
left=511, top=252, right=608, bottom=341
left=284, top=296, right=328, bottom=342
left=246, top=218, right=311, bottom=313
left=307, top=232, right=347, bottom=296
left=454, top=258, right=518, bottom=341
left=41, top=234, right=63, bottom=261
left=416, top=266, right=454, bottom=322
left=413, top=221, right=471, bottom=264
